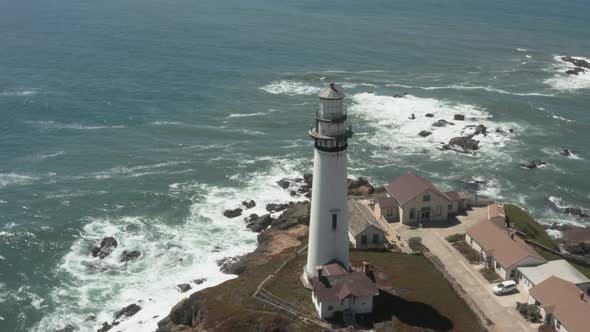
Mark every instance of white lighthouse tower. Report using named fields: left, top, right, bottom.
left=304, top=82, right=353, bottom=278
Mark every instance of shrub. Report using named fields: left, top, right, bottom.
left=408, top=237, right=425, bottom=252
left=445, top=233, right=465, bottom=243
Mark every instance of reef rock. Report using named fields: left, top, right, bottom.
left=425, top=113, right=434, bottom=118
left=566, top=67, right=585, bottom=75
left=114, top=303, right=142, bottom=319
left=246, top=213, right=273, bottom=232
left=418, top=130, right=432, bottom=137
left=454, top=114, right=465, bottom=121
left=564, top=207, right=590, bottom=219
left=241, top=200, right=256, bottom=209
left=465, top=124, right=487, bottom=136
left=223, top=208, right=242, bottom=218
left=56, top=324, right=75, bottom=332
left=560, top=149, right=575, bottom=157
left=266, top=203, right=288, bottom=213
left=177, top=284, right=192, bottom=293
left=443, top=136, right=480, bottom=152
left=432, top=119, right=454, bottom=127
left=193, top=278, right=206, bottom=285
left=276, top=179, right=290, bottom=189
left=271, top=201, right=310, bottom=230
left=521, top=160, right=547, bottom=169
left=120, top=250, right=141, bottom=262
left=97, top=322, right=112, bottom=332
left=562, top=56, right=590, bottom=69
left=91, top=237, right=118, bottom=259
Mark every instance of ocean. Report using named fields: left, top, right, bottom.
left=0, top=0, right=589, bottom=330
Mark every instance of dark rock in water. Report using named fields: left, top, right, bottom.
left=454, top=114, right=465, bottom=121
left=425, top=113, right=434, bottom=118
left=432, top=119, right=454, bottom=127
left=289, top=190, right=297, bottom=197
left=409, top=113, right=416, bottom=120
left=114, top=303, right=142, bottom=319
left=564, top=242, right=590, bottom=256
left=244, top=213, right=259, bottom=223
left=91, top=237, right=118, bottom=259
left=266, top=203, right=288, bottom=213
left=564, top=207, right=590, bottom=219
left=276, top=179, right=290, bottom=189
left=241, top=200, right=256, bottom=209
left=177, top=283, right=192, bottom=293
left=85, top=315, right=96, bottom=322
left=246, top=214, right=273, bottom=232
left=223, top=208, right=242, bottom=218
left=521, top=160, right=547, bottom=169
left=418, top=130, right=432, bottom=137
left=56, top=324, right=75, bottom=332
left=509, top=128, right=514, bottom=133
left=445, top=136, right=480, bottom=152
left=347, top=177, right=375, bottom=196
left=566, top=67, right=585, bottom=75
left=561, top=56, right=590, bottom=69
left=394, top=94, right=402, bottom=98
left=304, top=191, right=312, bottom=199
left=464, top=124, right=487, bottom=136
left=97, top=322, right=112, bottom=332
left=560, top=149, right=575, bottom=157
left=120, top=250, right=141, bottom=262
left=271, top=201, right=311, bottom=230
left=303, top=173, right=313, bottom=187
left=193, top=278, right=206, bottom=285
left=217, top=256, right=242, bottom=274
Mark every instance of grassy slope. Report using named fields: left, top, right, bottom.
left=505, top=204, right=559, bottom=250
left=505, top=204, right=590, bottom=279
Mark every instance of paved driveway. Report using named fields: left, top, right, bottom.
left=378, top=208, right=536, bottom=332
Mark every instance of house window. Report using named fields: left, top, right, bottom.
left=328, top=306, right=334, bottom=311
left=409, top=208, right=415, bottom=219
left=436, top=205, right=442, bottom=216
left=555, top=319, right=561, bottom=329
left=495, top=261, right=500, bottom=270
left=332, top=214, right=337, bottom=230
left=373, top=234, right=379, bottom=243
left=448, top=203, right=452, bottom=210
left=386, top=208, right=393, bottom=216
left=510, top=270, right=515, bottom=278
left=361, top=235, right=367, bottom=244
left=423, top=194, right=430, bottom=202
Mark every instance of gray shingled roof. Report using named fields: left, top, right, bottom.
left=348, top=199, right=384, bottom=237
left=518, top=260, right=590, bottom=286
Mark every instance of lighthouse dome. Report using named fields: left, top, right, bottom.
left=318, top=82, right=345, bottom=100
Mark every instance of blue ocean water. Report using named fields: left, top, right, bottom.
left=0, top=0, right=589, bottom=330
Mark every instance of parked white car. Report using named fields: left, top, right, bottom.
left=492, top=280, right=517, bottom=295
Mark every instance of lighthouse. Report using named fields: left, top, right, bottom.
left=304, top=82, right=353, bottom=278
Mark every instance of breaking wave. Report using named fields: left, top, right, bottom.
left=0, top=173, right=39, bottom=188
left=259, top=80, right=321, bottom=95
left=544, top=55, right=590, bottom=91
left=386, top=83, right=554, bottom=97
left=25, top=121, right=126, bottom=131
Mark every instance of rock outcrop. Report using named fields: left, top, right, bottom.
left=443, top=136, right=479, bottom=152
left=246, top=213, right=273, bottom=232
left=270, top=202, right=310, bottom=230
left=266, top=203, right=288, bottom=213
left=347, top=177, right=375, bottom=196
left=114, top=303, right=142, bottom=320
left=432, top=119, right=454, bottom=127
left=425, top=113, right=434, bottom=118
left=566, top=67, right=585, bottom=75
left=418, top=130, right=432, bottom=137
left=276, top=179, right=290, bottom=189
left=241, top=200, right=256, bottom=209
left=120, top=250, right=141, bottom=263
left=521, top=160, right=547, bottom=169
left=562, top=56, right=590, bottom=69
left=223, top=208, right=242, bottom=218
left=454, top=114, right=465, bottom=121
left=91, top=237, right=118, bottom=259
left=177, top=284, right=192, bottom=293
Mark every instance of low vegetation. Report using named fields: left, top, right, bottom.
left=505, top=204, right=559, bottom=250
left=452, top=241, right=481, bottom=264
left=516, top=302, right=541, bottom=323
left=408, top=237, right=427, bottom=252
left=479, top=267, right=502, bottom=283
left=445, top=233, right=465, bottom=243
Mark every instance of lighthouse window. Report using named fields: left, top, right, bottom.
left=332, top=214, right=337, bottom=230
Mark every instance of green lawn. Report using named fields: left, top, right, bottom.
left=505, top=204, right=559, bottom=250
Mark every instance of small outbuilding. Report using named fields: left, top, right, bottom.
left=348, top=199, right=387, bottom=250
left=311, top=261, right=379, bottom=319
left=518, top=259, right=590, bottom=295
left=445, top=191, right=468, bottom=215
left=487, top=202, right=507, bottom=227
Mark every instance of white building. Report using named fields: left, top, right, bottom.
left=466, top=220, right=546, bottom=280
left=518, top=260, right=590, bottom=295
left=348, top=199, right=386, bottom=250
left=304, top=82, right=353, bottom=278
left=528, top=276, right=590, bottom=332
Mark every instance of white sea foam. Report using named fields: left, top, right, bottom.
left=544, top=55, right=590, bottom=91
left=541, top=147, right=582, bottom=160
left=349, top=92, right=520, bottom=159
left=516, top=48, right=528, bottom=52
left=0, top=173, right=38, bottom=188
left=546, top=229, right=563, bottom=239
left=34, top=158, right=308, bottom=332
left=29, top=151, right=66, bottom=161
left=226, top=112, right=267, bottom=118
left=26, top=121, right=126, bottom=131
left=386, top=83, right=554, bottom=97
left=259, top=80, right=322, bottom=95
left=0, top=89, right=40, bottom=97
left=88, top=162, right=190, bottom=180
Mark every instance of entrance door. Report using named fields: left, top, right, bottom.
left=420, top=207, right=431, bottom=221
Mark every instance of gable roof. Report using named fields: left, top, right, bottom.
left=518, top=260, right=590, bottom=286
left=312, top=272, right=379, bottom=302
left=444, top=191, right=467, bottom=201
left=348, top=199, right=385, bottom=237
left=467, top=220, right=546, bottom=268
left=385, top=172, right=450, bottom=206
left=529, top=276, right=590, bottom=332
left=376, top=196, right=398, bottom=209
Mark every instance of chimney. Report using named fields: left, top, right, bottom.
left=316, top=266, right=323, bottom=279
